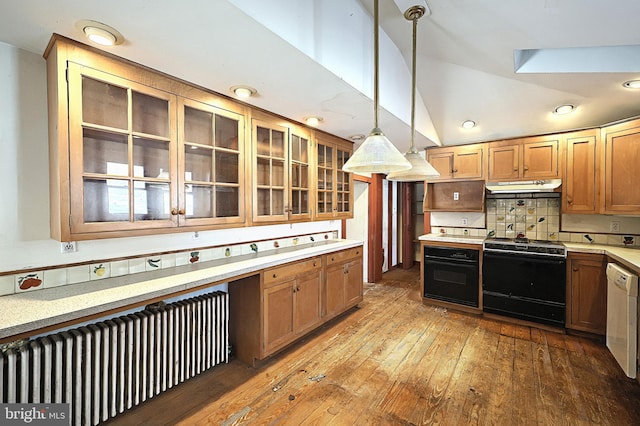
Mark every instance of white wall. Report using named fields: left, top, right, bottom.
left=0, top=42, right=343, bottom=273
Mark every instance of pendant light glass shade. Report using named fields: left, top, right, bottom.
left=342, top=0, right=411, bottom=174
left=386, top=5, right=440, bottom=182
left=386, top=148, right=440, bottom=181
left=343, top=128, right=412, bottom=173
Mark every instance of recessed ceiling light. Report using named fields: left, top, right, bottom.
left=230, top=85, right=257, bottom=99
left=623, top=80, right=640, bottom=89
left=461, top=120, right=476, bottom=129
left=304, top=116, right=323, bottom=126
left=553, top=104, right=575, bottom=115
left=76, top=20, right=124, bottom=46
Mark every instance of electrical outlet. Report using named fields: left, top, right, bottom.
left=461, top=217, right=469, bottom=226
left=60, top=241, right=77, bottom=253
left=453, top=192, right=460, bottom=201
left=610, top=221, right=620, bottom=232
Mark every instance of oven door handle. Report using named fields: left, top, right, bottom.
left=483, top=251, right=566, bottom=265
left=424, top=257, right=478, bottom=267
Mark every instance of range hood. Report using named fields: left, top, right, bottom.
left=485, top=179, right=562, bottom=194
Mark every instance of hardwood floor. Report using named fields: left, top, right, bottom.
left=107, top=266, right=640, bottom=425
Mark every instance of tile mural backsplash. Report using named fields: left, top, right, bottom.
left=486, top=197, right=560, bottom=240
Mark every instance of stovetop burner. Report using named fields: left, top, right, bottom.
left=483, top=237, right=566, bottom=258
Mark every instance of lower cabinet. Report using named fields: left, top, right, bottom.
left=263, top=258, right=323, bottom=355
left=566, top=252, right=607, bottom=335
left=325, top=247, right=364, bottom=320
left=229, top=246, right=363, bottom=365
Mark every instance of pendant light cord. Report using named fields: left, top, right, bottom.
left=406, top=6, right=425, bottom=153
left=373, top=0, right=380, bottom=130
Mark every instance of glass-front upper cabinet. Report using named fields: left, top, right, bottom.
left=252, top=117, right=289, bottom=223
left=178, top=97, right=245, bottom=227
left=67, top=63, right=179, bottom=235
left=315, top=134, right=354, bottom=220
left=288, top=124, right=312, bottom=222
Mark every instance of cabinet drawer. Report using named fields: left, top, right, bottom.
left=264, top=257, right=321, bottom=287
left=326, top=247, right=362, bottom=266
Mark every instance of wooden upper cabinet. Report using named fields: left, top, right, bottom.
left=425, top=144, right=484, bottom=181
left=488, top=136, right=560, bottom=181
left=488, top=144, right=520, bottom=180
left=563, top=130, right=599, bottom=214
left=602, top=119, right=640, bottom=214
left=67, top=63, right=180, bottom=237
left=47, top=35, right=251, bottom=240
left=288, top=124, right=312, bottom=222
left=522, top=137, right=560, bottom=179
left=178, top=96, right=246, bottom=227
left=251, top=116, right=289, bottom=223
left=315, top=134, right=353, bottom=219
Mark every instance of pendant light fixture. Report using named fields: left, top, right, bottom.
left=387, top=5, right=440, bottom=181
left=342, top=0, right=411, bottom=174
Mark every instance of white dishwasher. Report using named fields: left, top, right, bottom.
left=606, top=263, right=638, bottom=378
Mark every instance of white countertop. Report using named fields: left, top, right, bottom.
left=0, top=239, right=362, bottom=341
left=419, top=233, right=640, bottom=273
left=418, top=234, right=485, bottom=245
left=564, top=242, right=640, bottom=273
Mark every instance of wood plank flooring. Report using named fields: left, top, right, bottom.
left=107, top=266, right=640, bottom=425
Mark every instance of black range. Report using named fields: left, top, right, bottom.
left=482, top=237, right=567, bottom=327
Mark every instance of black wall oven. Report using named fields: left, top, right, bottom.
left=423, top=246, right=479, bottom=307
left=482, top=239, right=566, bottom=327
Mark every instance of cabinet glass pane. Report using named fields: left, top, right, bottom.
left=185, top=148, right=213, bottom=182
left=272, top=189, right=284, bottom=214
left=257, top=158, right=270, bottom=186
left=291, top=190, right=308, bottom=214
left=318, top=145, right=333, bottom=168
left=83, top=178, right=130, bottom=222
left=185, top=185, right=213, bottom=218
left=292, top=135, right=301, bottom=162
left=257, top=127, right=271, bottom=156
left=216, top=115, right=239, bottom=150
left=272, top=160, right=285, bottom=187
left=132, top=91, right=169, bottom=137
left=272, top=130, right=285, bottom=158
left=300, top=138, right=308, bottom=163
left=257, top=188, right=270, bottom=215
left=216, top=186, right=239, bottom=217
left=133, top=137, right=170, bottom=178
left=184, top=106, right=213, bottom=146
left=83, top=129, right=128, bottom=175
left=337, top=149, right=349, bottom=168
left=325, top=170, right=333, bottom=190
left=82, top=77, right=127, bottom=130
left=134, top=181, right=170, bottom=220
left=291, top=164, right=309, bottom=189
left=215, top=152, right=239, bottom=183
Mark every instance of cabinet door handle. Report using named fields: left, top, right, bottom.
left=523, top=166, right=529, bottom=171
left=331, top=257, right=335, bottom=262
left=313, top=261, right=317, bottom=267
left=573, top=268, right=579, bottom=272
left=355, top=251, right=359, bottom=255
left=514, top=168, right=519, bottom=172
left=452, top=169, right=458, bottom=173
left=273, top=273, right=277, bottom=278
left=178, top=209, right=185, bottom=215
left=171, top=208, right=179, bottom=216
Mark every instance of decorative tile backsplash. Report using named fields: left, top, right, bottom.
left=486, top=197, right=560, bottom=240
left=1, top=232, right=337, bottom=296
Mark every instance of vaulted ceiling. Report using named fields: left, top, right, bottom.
left=2, top=0, right=639, bottom=153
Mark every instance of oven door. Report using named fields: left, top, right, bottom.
left=424, top=256, right=479, bottom=307
left=482, top=251, right=566, bottom=325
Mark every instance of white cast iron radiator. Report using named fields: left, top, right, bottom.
left=0, top=290, right=229, bottom=425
